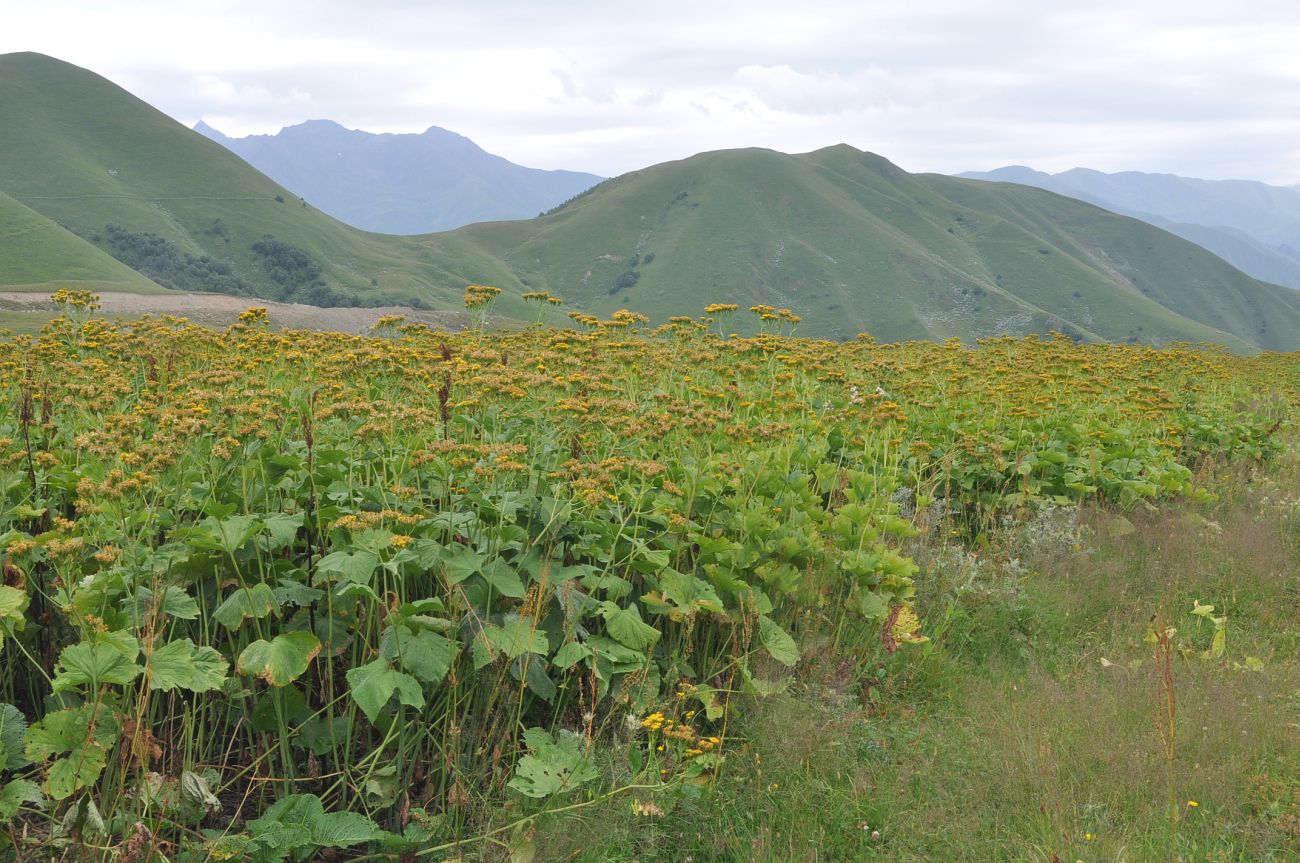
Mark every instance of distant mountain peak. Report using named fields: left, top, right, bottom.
left=201, top=118, right=602, bottom=233
left=192, top=120, right=227, bottom=140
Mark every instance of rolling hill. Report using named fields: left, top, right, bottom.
left=959, top=166, right=1300, bottom=290
left=3, top=51, right=1300, bottom=350
left=195, top=119, right=602, bottom=234
left=439, top=146, right=1300, bottom=348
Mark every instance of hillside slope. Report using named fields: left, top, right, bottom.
left=0, top=189, right=161, bottom=293
left=196, top=119, right=601, bottom=234
left=959, top=165, right=1300, bottom=290
left=438, top=146, right=1300, bottom=348
left=0, top=52, right=494, bottom=312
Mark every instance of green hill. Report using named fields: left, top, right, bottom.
left=441, top=146, right=1300, bottom=348
left=0, top=188, right=161, bottom=292
left=0, top=52, right=519, bottom=314
left=3, top=51, right=1300, bottom=350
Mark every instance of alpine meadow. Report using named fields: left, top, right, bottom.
left=0, top=27, right=1298, bottom=863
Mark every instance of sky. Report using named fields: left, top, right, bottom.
left=5, top=0, right=1300, bottom=183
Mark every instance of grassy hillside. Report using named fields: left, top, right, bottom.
left=446, top=146, right=1300, bottom=348
left=0, top=52, right=535, bottom=316
left=3, top=52, right=1300, bottom=349
left=0, top=189, right=161, bottom=292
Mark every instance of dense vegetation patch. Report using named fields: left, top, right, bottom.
left=94, top=223, right=254, bottom=296
left=0, top=293, right=1294, bottom=859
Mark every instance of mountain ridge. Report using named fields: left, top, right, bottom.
left=194, top=118, right=603, bottom=233
left=3, top=51, right=1300, bottom=351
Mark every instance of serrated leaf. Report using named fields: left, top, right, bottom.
left=438, top=545, right=483, bottom=584
left=481, top=559, right=526, bottom=598
left=757, top=616, right=800, bottom=667
left=0, top=704, right=27, bottom=770
left=0, top=778, right=42, bottom=819
left=346, top=659, right=425, bottom=723
left=262, top=513, right=303, bottom=551
left=212, top=582, right=279, bottom=631
left=24, top=705, right=117, bottom=801
left=52, top=640, right=141, bottom=691
left=146, top=639, right=228, bottom=693
left=315, top=550, right=379, bottom=585
left=484, top=618, right=549, bottom=660
left=0, top=585, right=28, bottom=643
left=507, top=729, right=598, bottom=798
left=237, top=632, right=320, bottom=687
left=600, top=602, right=660, bottom=651
left=552, top=641, right=593, bottom=670
left=180, top=770, right=221, bottom=813
left=274, top=578, right=323, bottom=607
left=379, top=625, right=454, bottom=684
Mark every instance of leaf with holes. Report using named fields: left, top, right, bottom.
left=237, top=632, right=321, bottom=687
left=507, top=728, right=599, bottom=799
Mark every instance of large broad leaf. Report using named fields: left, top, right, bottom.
left=0, top=704, right=27, bottom=770
left=378, top=625, right=454, bottom=685
left=481, top=559, right=526, bottom=598
left=212, top=583, right=279, bottom=631
left=24, top=705, right=118, bottom=801
left=0, top=585, right=28, bottom=644
left=474, top=618, right=549, bottom=669
left=146, top=639, right=229, bottom=693
left=507, top=729, right=599, bottom=799
left=0, top=778, right=42, bottom=819
left=314, top=550, right=379, bottom=585
left=345, top=660, right=424, bottom=723
left=237, top=632, right=321, bottom=687
left=600, top=602, right=661, bottom=651
left=189, top=515, right=262, bottom=554
left=52, top=640, right=141, bottom=692
left=438, top=544, right=484, bottom=584
left=248, top=793, right=385, bottom=855
left=125, top=586, right=200, bottom=625
left=757, top=616, right=800, bottom=667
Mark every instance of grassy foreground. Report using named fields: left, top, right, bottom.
left=528, top=467, right=1299, bottom=862
left=0, top=294, right=1295, bottom=862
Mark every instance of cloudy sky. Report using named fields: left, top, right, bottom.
left=5, top=0, right=1300, bottom=182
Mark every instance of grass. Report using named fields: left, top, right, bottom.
left=3, top=52, right=1300, bottom=348
left=529, top=461, right=1300, bottom=862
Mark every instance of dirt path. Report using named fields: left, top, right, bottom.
left=0, top=291, right=468, bottom=333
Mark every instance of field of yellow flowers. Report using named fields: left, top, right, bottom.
left=0, top=291, right=1295, bottom=860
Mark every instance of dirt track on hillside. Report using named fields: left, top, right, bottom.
left=0, top=291, right=468, bottom=333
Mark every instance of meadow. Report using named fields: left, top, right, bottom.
left=0, top=290, right=1295, bottom=862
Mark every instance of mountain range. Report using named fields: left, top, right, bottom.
left=959, top=166, right=1300, bottom=290
left=3, top=51, right=1300, bottom=351
left=194, top=119, right=602, bottom=234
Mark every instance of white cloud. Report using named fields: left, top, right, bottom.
left=3, top=0, right=1300, bottom=182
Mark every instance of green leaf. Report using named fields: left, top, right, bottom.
left=600, top=602, right=660, bottom=651
left=0, top=704, right=27, bottom=770
left=190, top=514, right=262, bottom=554
left=262, top=513, right=303, bottom=551
left=0, top=585, right=28, bottom=643
left=757, top=616, right=800, bottom=667
left=0, top=779, right=42, bottom=819
left=24, top=705, right=118, bottom=801
left=438, top=545, right=484, bottom=584
left=237, top=632, right=321, bottom=686
left=274, top=578, right=323, bottom=607
left=212, top=583, right=279, bottom=631
left=552, top=641, right=593, bottom=670
left=379, top=625, right=454, bottom=685
left=484, top=618, right=549, bottom=660
left=315, top=550, right=379, bottom=585
left=481, top=559, right=526, bottom=598
left=345, top=660, right=424, bottom=723
left=147, top=639, right=229, bottom=693
left=507, top=729, right=599, bottom=798
left=52, top=640, right=141, bottom=691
